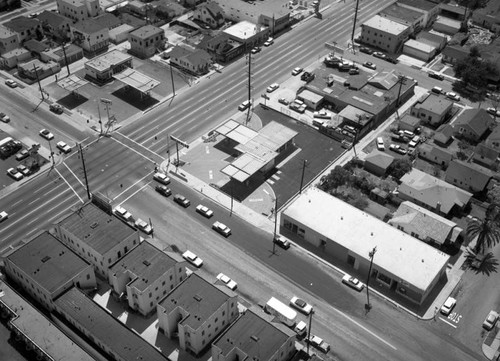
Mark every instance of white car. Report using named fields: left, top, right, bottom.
left=5, top=79, right=18, bottom=88
left=0, top=211, right=8, bottom=222
left=446, top=92, right=460, bottom=101
left=313, top=110, right=331, bottom=119
left=16, top=164, right=30, bottom=176
left=290, top=296, right=313, bottom=315
left=292, top=67, right=303, bottom=76
left=216, top=273, right=237, bottom=290
left=342, top=274, right=364, bottom=292
left=182, top=250, right=203, bottom=268
left=487, top=107, right=500, bottom=117
left=440, top=297, right=457, bottom=316
left=294, top=321, right=307, bottom=337
left=135, top=218, right=153, bottom=235
left=7, top=167, right=23, bottom=181
left=153, top=172, right=170, bottom=185
left=376, top=137, right=385, bottom=151
left=212, top=221, right=231, bottom=237
left=39, top=129, right=54, bottom=140
left=56, top=141, right=72, bottom=154
left=263, top=37, right=273, bottom=46
left=308, top=335, right=330, bottom=353
left=483, top=310, right=499, bottom=331
left=113, top=206, right=133, bottom=222
left=196, top=204, right=214, bottom=218
left=266, top=83, right=279, bottom=93
left=0, top=112, right=10, bottom=123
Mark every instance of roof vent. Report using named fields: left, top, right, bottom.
left=194, top=295, right=202, bottom=302
left=143, top=260, right=151, bottom=267
left=250, top=335, right=259, bottom=342
left=90, top=222, right=99, bottom=229
left=41, top=256, right=51, bottom=263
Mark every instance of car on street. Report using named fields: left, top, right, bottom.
left=174, top=194, right=190, bottom=208
left=216, top=273, right=237, bottom=290
left=291, top=67, right=303, bottom=76
left=113, top=205, right=133, bottom=222
left=290, top=296, right=313, bottom=315
left=0, top=211, right=8, bottom=222
left=278, top=98, right=289, bottom=106
left=155, top=185, right=171, bottom=197
left=348, top=68, right=359, bottom=75
left=39, top=129, right=54, bottom=140
left=483, top=310, right=499, bottom=331
left=0, top=112, right=10, bottom=122
left=313, top=110, right=331, bottom=119
left=196, top=204, right=214, bottom=218
left=153, top=172, right=170, bottom=185
left=359, top=46, right=373, bottom=55
left=263, top=38, right=273, bottom=46
left=487, top=107, right=500, bottom=117
left=266, top=83, right=279, bottom=93
left=56, top=141, right=72, bottom=154
left=273, top=235, right=290, bottom=249
left=301, top=71, right=315, bottom=82
left=49, top=103, right=64, bottom=114
left=440, top=297, right=457, bottom=316
left=342, top=274, right=364, bottom=291
left=16, top=164, right=30, bottom=176
left=251, top=47, right=261, bottom=54
left=5, top=79, right=18, bottom=88
left=446, top=92, right=460, bottom=101
left=7, top=167, right=23, bottom=181
left=307, top=335, right=330, bottom=353
left=212, top=221, right=231, bottom=237
left=182, top=250, right=203, bottom=268
left=15, top=149, right=29, bottom=161
left=372, top=51, right=386, bottom=59
left=428, top=72, right=444, bottom=81
left=135, top=218, right=153, bottom=234
left=363, top=61, right=376, bottom=70
left=376, top=137, right=385, bottom=151
left=385, top=56, right=398, bottom=64
left=389, top=144, right=407, bottom=155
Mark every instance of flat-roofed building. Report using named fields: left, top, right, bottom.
left=0, top=25, right=20, bottom=55
left=212, top=308, right=296, bottom=361
left=223, top=20, right=269, bottom=50
left=281, top=187, right=450, bottom=305
left=108, top=241, right=187, bottom=316
left=379, top=3, right=426, bottom=33
left=157, top=273, right=239, bottom=355
left=398, top=0, right=440, bottom=28
left=3, top=17, right=42, bottom=44
left=0, top=280, right=96, bottom=361
left=410, top=93, right=453, bottom=126
left=84, top=49, right=133, bottom=82
left=70, top=19, right=109, bottom=56
left=4, top=231, right=96, bottom=311
left=56, top=0, right=102, bottom=22
left=53, top=287, right=169, bottom=361
left=403, top=39, right=437, bottom=61
left=55, top=202, right=140, bottom=277
left=360, top=15, right=411, bottom=53
left=129, top=25, right=165, bottom=59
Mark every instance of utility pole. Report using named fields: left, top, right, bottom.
left=350, top=0, right=360, bottom=53
left=169, top=135, right=189, bottom=168
left=149, top=217, right=154, bottom=238
left=306, top=311, right=314, bottom=354
left=230, top=187, right=234, bottom=217
left=97, top=102, right=103, bottom=136
left=61, top=42, right=70, bottom=76
left=169, top=64, right=175, bottom=97
left=395, top=75, right=407, bottom=121
left=299, top=159, right=308, bottom=194
left=272, top=196, right=278, bottom=255
left=246, top=51, right=252, bottom=125
left=101, top=98, right=112, bottom=135
left=365, top=246, right=377, bottom=311
left=48, top=140, right=55, bottom=166
left=33, top=64, right=45, bottom=101
left=79, top=143, right=91, bottom=200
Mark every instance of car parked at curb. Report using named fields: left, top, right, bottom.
left=483, top=310, right=499, bottom=331
left=363, top=61, right=376, bottom=70
left=307, top=335, right=330, bottom=353
left=7, top=167, right=23, bottom=181
left=372, top=51, right=386, bottom=60
left=440, top=297, right=457, bottom=316
left=183, top=250, right=203, bottom=267
left=290, top=296, right=313, bottom=315
left=212, top=221, right=231, bottom=237
left=342, top=274, right=364, bottom=291
left=0, top=112, right=10, bottom=123
left=251, top=47, right=261, bottom=54
left=0, top=211, right=8, bottom=222
left=153, top=172, right=170, bottom=185
left=273, top=236, right=290, bottom=249
left=56, top=141, right=72, bottom=154
left=39, top=129, right=54, bottom=140
left=155, top=185, right=171, bottom=197
left=113, top=206, right=133, bottom=222
left=135, top=218, right=153, bottom=235
left=446, top=92, right=460, bottom=101
left=49, top=103, right=64, bottom=114
left=5, top=79, right=18, bottom=88
left=174, top=194, right=190, bottom=208
left=292, top=67, right=303, bottom=76
left=216, top=273, right=237, bottom=290
left=196, top=204, right=214, bottom=218
left=359, top=46, right=373, bottom=55
left=266, top=83, right=279, bottom=93
left=428, top=72, right=444, bottom=81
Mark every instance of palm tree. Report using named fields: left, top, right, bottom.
left=466, top=204, right=500, bottom=261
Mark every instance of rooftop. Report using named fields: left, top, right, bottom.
left=363, top=15, right=409, bottom=35
left=380, top=3, right=424, bottom=23
left=85, top=49, right=132, bottom=72
left=0, top=280, right=95, bottom=361
left=404, top=39, right=436, bottom=53
left=130, top=25, right=164, bottom=39
left=4, top=16, right=40, bottom=33
left=214, top=0, right=289, bottom=19
left=398, top=0, right=439, bottom=12
left=223, top=20, right=262, bottom=40
left=414, top=93, right=453, bottom=115
left=72, top=19, right=108, bottom=34
left=7, top=231, right=91, bottom=294
left=55, top=287, right=169, bottom=361
left=57, top=202, right=137, bottom=255
left=213, top=308, right=293, bottom=360
left=283, top=187, right=450, bottom=291
left=365, top=149, right=395, bottom=169
left=158, top=273, right=235, bottom=330
left=109, top=241, right=180, bottom=292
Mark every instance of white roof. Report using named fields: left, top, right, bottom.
left=283, top=188, right=449, bottom=291
left=363, top=15, right=409, bottom=35
left=223, top=20, right=262, bottom=40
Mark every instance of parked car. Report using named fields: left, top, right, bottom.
left=487, top=107, right=500, bottom=117
left=49, top=103, right=63, bottom=114
left=294, top=321, right=307, bottom=337
left=290, top=296, right=313, bottom=315
left=376, top=137, right=385, bottom=151
left=273, top=235, right=290, bottom=249
left=113, top=206, right=133, bottom=222
left=196, top=204, right=214, bottom=218
left=153, top=172, right=170, bottom=185
left=39, top=129, right=54, bottom=140
left=446, top=92, right=460, bottom=101
left=263, top=37, right=274, bottom=46
left=15, top=149, right=29, bottom=161
left=440, top=297, right=457, bottom=316
left=307, top=335, right=331, bottom=353
left=5, top=79, right=18, bottom=88
left=301, top=71, right=315, bottom=82
left=0, top=211, right=8, bottom=223
left=428, top=72, right=444, bottom=81
left=348, top=68, right=360, bottom=75
left=212, top=221, right=231, bottom=237
left=363, top=61, right=376, bottom=70
left=0, top=112, right=10, bottom=123
left=313, top=110, right=331, bottom=119
left=56, top=141, right=72, bottom=154
left=483, top=310, right=499, bottom=331
left=7, top=167, right=23, bottom=181
left=342, top=274, right=364, bottom=291
left=278, top=98, right=289, bottom=106
left=251, top=46, right=261, bottom=54
left=174, top=194, right=190, bottom=208
left=216, top=273, right=237, bottom=290
left=266, top=83, right=280, bottom=93
left=408, top=136, right=421, bottom=148
left=385, top=56, right=398, bottom=64
left=372, top=51, right=386, bottom=59
left=182, top=250, right=203, bottom=267
left=135, top=218, right=153, bottom=235
left=359, top=46, right=373, bottom=54
left=16, top=164, right=30, bottom=176
left=155, top=185, right=171, bottom=197
left=389, top=144, right=407, bottom=155
left=291, top=67, right=303, bottom=76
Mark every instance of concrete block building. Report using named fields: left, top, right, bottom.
left=360, top=15, right=411, bottom=53
left=56, top=0, right=102, bottom=22
left=129, top=25, right=165, bottom=59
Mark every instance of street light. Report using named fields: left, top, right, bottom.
left=365, top=246, right=377, bottom=311
left=272, top=196, right=278, bottom=255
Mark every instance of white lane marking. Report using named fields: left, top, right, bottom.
left=439, top=317, right=458, bottom=328
left=205, top=146, right=210, bottom=154
left=263, top=189, right=269, bottom=195
left=209, top=170, right=213, bottom=180
left=63, top=162, right=85, bottom=188
left=56, top=168, right=84, bottom=204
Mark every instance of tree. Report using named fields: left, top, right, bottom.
left=387, top=158, right=412, bottom=179
left=466, top=204, right=500, bottom=256
left=318, top=165, right=352, bottom=191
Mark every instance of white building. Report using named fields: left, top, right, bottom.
left=360, top=15, right=411, bottom=53
left=56, top=0, right=102, bottom=22
left=280, top=187, right=450, bottom=305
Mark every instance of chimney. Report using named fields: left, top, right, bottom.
left=436, top=202, right=441, bottom=213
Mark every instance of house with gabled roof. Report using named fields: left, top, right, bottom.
left=170, top=44, right=212, bottom=75
left=194, top=1, right=225, bottom=29
left=486, top=125, right=500, bottom=151
left=198, top=33, right=243, bottom=63
left=473, top=143, right=499, bottom=169
left=399, top=168, right=472, bottom=216
left=389, top=201, right=462, bottom=246
left=441, top=45, right=469, bottom=65
left=453, top=108, right=493, bottom=143
left=364, top=150, right=394, bottom=176
left=433, top=123, right=454, bottom=147
left=418, top=143, right=453, bottom=167
left=38, top=10, right=72, bottom=41
left=3, top=16, right=42, bottom=43
left=445, top=160, right=493, bottom=193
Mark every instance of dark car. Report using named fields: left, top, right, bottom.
left=385, top=57, right=398, bottom=64
left=273, top=236, right=290, bottom=249
left=359, top=46, right=373, bottom=55
left=49, top=103, right=64, bottom=114
left=301, top=72, right=315, bottom=82
left=155, top=185, right=171, bottom=197
left=174, top=194, right=190, bottom=208
left=428, top=72, right=444, bottom=81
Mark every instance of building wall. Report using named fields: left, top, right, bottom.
left=157, top=296, right=239, bottom=355
left=403, top=43, right=435, bottom=61
left=70, top=26, right=109, bottom=55
left=129, top=30, right=165, bottom=59
left=410, top=103, right=450, bottom=126
left=418, top=148, right=451, bottom=167
left=0, top=31, right=19, bottom=55
left=193, top=6, right=225, bottom=28
left=57, top=0, right=101, bottom=22
left=360, top=23, right=410, bottom=53
left=454, top=125, right=481, bottom=142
